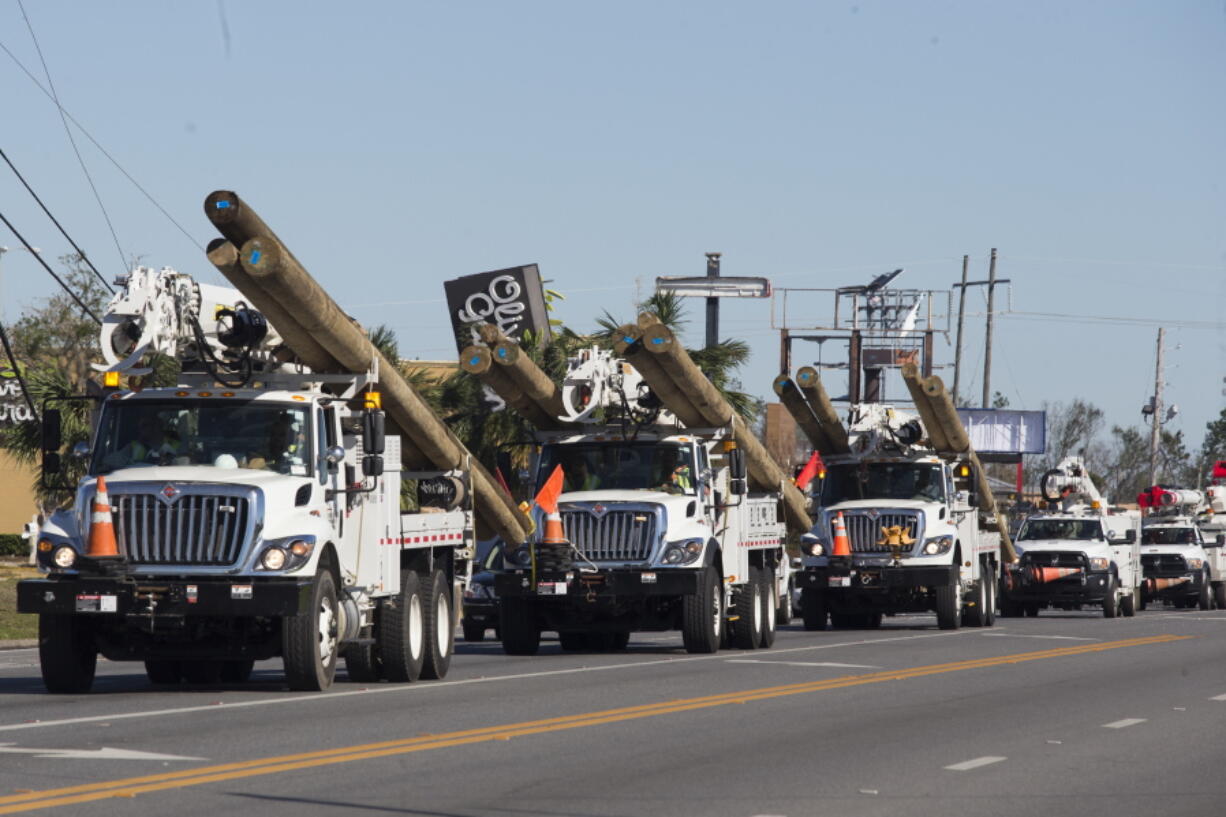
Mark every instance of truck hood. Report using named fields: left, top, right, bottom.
left=1014, top=539, right=1115, bottom=555
left=824, top=498, right=936, bottom=513
left=560, top=489, right=694, bottom=509
left=1142, top=544, right=1207, bottom=559
left=96, top=465, right=303, bottom=491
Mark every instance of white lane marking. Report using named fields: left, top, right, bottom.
left=1142, top=614, right=1226, bottom=622
left=979, top=633, right=1096, bottom=641
left=1210, top=693, right=1226, bottom=701
left=727, top=659, right=880, bottom=669
left=945, top=756, right=1007, bottom=771
left=0, top=630, right=973, bottom=734
left=1103, top=718, right=1147, bottom=729
left=0, top=743, right=203, bottom=761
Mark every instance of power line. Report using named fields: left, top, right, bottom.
left=1001, top=310, right=1222, bottom=330
left=18, top=0, right=128, bottom=277
left=0, top=39, right=206, bottom=255
left=0, top=208, right=100, bottom=323
left=0, top=148, right=112, bottom=293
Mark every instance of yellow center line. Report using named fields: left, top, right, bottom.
left=0, top=633, right=1190, bottom=814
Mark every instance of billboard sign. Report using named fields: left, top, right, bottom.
left=443, top=264, right=551, bottom=353
left=956, top=409, right=1046, bottom=455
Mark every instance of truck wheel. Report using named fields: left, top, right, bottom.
left=935, top=581, right=961, bottom=630
left=461, top=619, right=485, bottom=643
left=381, top=569, right=426, bottom=682
left=759, top=566, right=778, bottom=648
left=801, top=588, right=828, bottom=631
left=500, top=597, right=541, bottom=655
left=776, top=577, right=794, bottom=626
left=1102, top=576, right=1119, bottom=618
left=961, top=579, right=989, bottom=627
left=730, top=567, right=764, bottom=649
left=283, top=569, right=340, bottom=691
left=1214, top=583, right=1226, bottom=610
left=681, top=566, right=722, bottom=654
left=998, top=597, right=1022, bottom=617
left=421, top=569, right=453, bottom=680
left=558, top=631, right=587, bottom=651
left=612, top=631, right=631, bottom=651
left=1023, top=603, right=1040, bottom=617
left=1120, top=588, right=1137, bottom=617
left=1198, top=573, right=1212, bottom=611
left=39, top=614, right=97, bottom=694
left=221, top=660, right=256, bottom=683
left=144, top=660, right=182, bottom=685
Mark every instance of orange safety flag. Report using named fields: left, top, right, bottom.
left=795, top=451, right=824, bottom=490
left=534, top=464, right=565, bottom=515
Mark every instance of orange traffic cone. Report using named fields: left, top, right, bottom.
left=1145, top=577, right=1189, bottom=594
left=541, top=511, right=567, bottom=544
left=87, top=476, right=120, bottom=558
left=1030, top=566, right=1080, bottom=584
left=831, top=511, right=851, bottom=557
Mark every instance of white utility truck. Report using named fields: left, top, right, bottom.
left=1199, top=461, right=1226, bottom=608
left=797, top=402, right=1006, bottom=630
left=999, top=457, right=1140, bottom=617
left=19, top=265, right=474, bottom=692
left=1138, top=485, right=1213, bottom=610
left=490, top=345, right=788, bottom=654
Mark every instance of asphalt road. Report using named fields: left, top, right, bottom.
left=1, top=606, right=1224, bottom=817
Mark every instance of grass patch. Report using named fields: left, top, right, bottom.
left=0, top=564, right=40, bottom=640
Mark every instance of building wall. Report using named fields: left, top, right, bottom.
left=0, top=449, right=38, bottom=534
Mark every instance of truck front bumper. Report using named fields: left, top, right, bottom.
left=1141, top=570, right=1203, bottom=601
left=799, top=563, right=957, bottom=592
left=17, top=576, right=313, bottom=618
left=495, top=568, right=700, bottom=600
left=1002, top=570, right=1112, bottom=604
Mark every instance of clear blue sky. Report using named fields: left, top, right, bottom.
left=2, top=1, right=1224, bottom=457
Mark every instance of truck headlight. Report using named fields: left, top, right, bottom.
left=922, top=536, right=953, bottom=556
left=661, top=539, right=704, bottom=565
left=1088, top=557, right=1110, bottom=571
left=257, top=537, right=315, bottom=571
left=1187, top=558, right=1204, bottom=570
left=52, top=546, right=78, bottom=569
left=801, top=533, right=826, bottom=557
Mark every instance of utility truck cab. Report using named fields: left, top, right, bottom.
left=1138, top=486, right=1213, bottom=610
left=798, top=402, right=1005, bottom=631
left=1000, top=458, right=1140, bottom=617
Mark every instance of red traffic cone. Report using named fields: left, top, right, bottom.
left=1030, top=566, right=1080, bottom=584
left=831, top=512, right=852, bottom=557
left=87, top=476, right=120, bottom=558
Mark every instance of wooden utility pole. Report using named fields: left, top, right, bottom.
left=1148, top=327, right=1165, bottom=486
left=952, top=254, right=969, bottom=404
left=982, top=248, right=998, bottom=409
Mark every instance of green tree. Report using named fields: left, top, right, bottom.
left=1191, top=407, right=1226, bottom=487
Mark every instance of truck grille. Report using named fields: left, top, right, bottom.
left=1020, top=551, right=1088, bottom=569
left=833, top=510, right=923, bottom=554
left=113, top=492, right=253, bottom=566
left=561, top=509, right=657, bottom=561
left=1142, top=553, right=1187, bottom=574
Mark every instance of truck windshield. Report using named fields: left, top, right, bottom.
left=818, top=462, right=945, bottom=504
left=1142, top=527, right=1198, bottom=545
left=537, top=441, right=696, bottom=495
left=91, top=400, right=312, bottom=476
left=1018, top=519, right=1104, bottom=541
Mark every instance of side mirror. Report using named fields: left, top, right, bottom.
left=728, top=447, right=747, bottom=496
left=71, top=441, right=91, bottom=459
left=41, top=409, right=62, bottom=452
left=1126, top=530, right=1137, bottom=544
left=362, top=454, right=384, bottom=478
left=1217, top=534, right=1225, bottom=546
left=43, top=451, right=62, bottom=476
left=325, top=445, right=345, bottom=473
left=362, top=410, right=385, bottom=455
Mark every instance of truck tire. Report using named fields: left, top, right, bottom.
left=935, top=581, right=961, bottom=630
left=681, top=566, right=722, bottom=654
left=144, top=660, right=182, bottom=685
left=1198, top=573, right=1212, bottom=611
left=1120, top=588, right=1137, bottom=617
left=421, top=569, right=453, bottom=680
left=500, top=597, right=541, bottom=656
left=1214, top=582, right=1226, bottom=610
left=776, top=576, right=793, bottom=626
left=39, top=614, right=97, bottom=694
left=612, top=631, right=631, bottom=650
left=1102, top=576, right=1119, bottom=618
left=801, top=587, right=828, bottom=631
left=461, top=619, right=485, bottom=643
left=283, top=569, right=340, bottom=691
left=381, top=569, right=426, bottom=682
left=730, top=567, right=764, bottom=649
left=983, top=572, right=997, bottom=626
left=759, top=566, right=778, bottom=648
left=962, top=578, right=990, bottom=627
